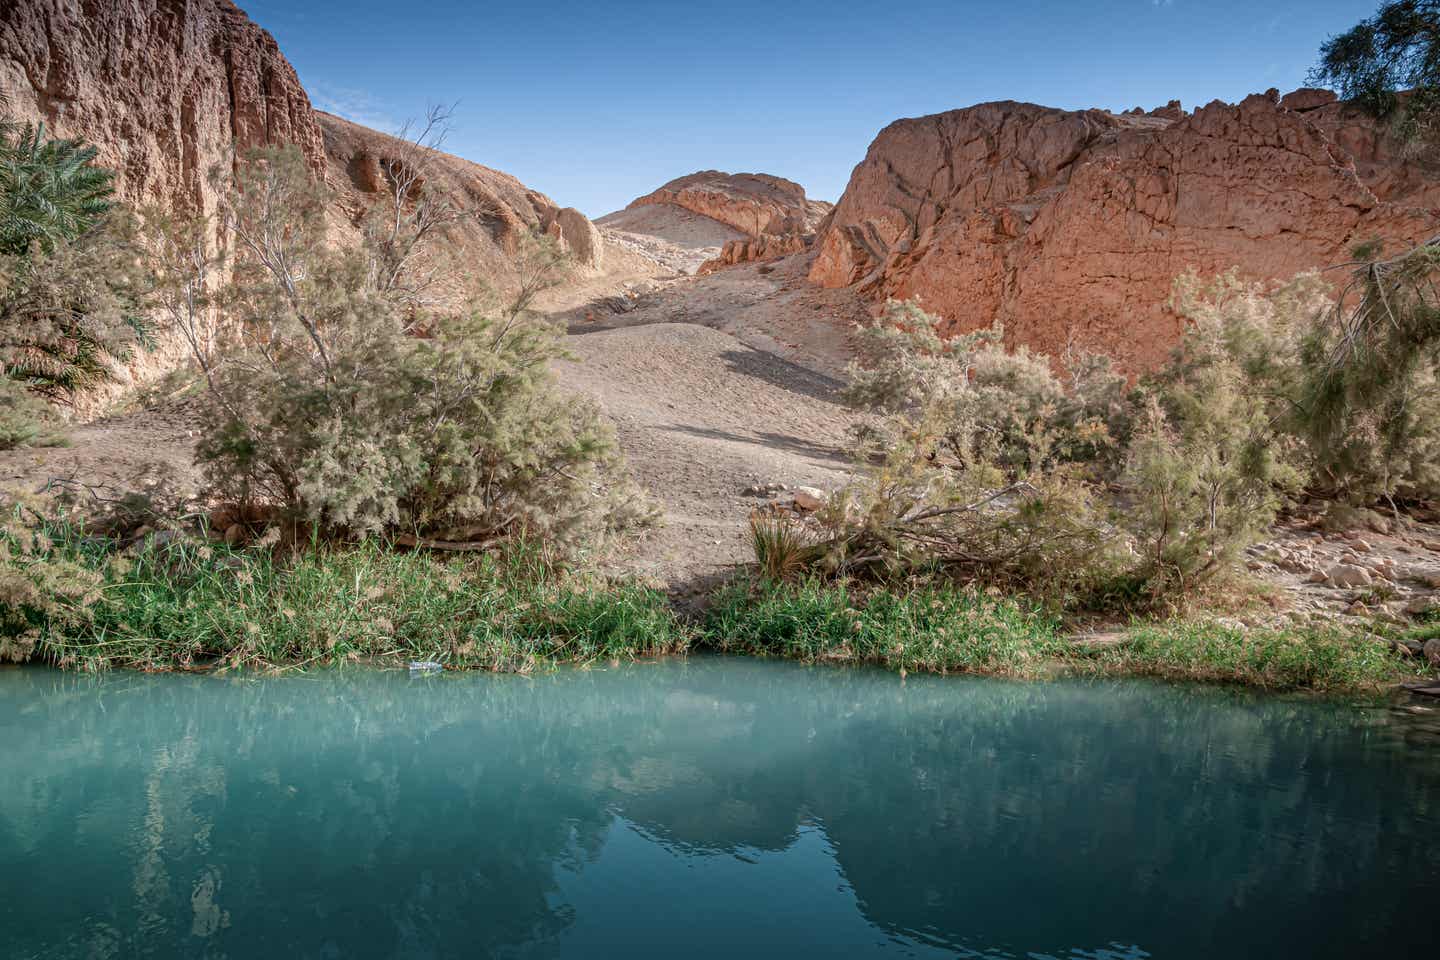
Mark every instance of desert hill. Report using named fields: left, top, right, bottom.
left=597, top=170, right=832, bottom=275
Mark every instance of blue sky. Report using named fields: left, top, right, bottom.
left=240, top=0, right=1378, bottom=217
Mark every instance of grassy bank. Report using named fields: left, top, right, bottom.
left=700, top=579, right=1065, bottom=678
left=6, top=527, right=685, bottom=672
left=697, top=579, right=1430, bottom=693
left=3, top=523, right=1431, bottom=692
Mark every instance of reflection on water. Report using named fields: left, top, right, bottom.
left=0, top=658, right=1436, bottom=959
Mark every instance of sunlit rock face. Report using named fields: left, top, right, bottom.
left=0, top=0, right=602, bottom=274
left=628, top=170, right=832, bottom=237
left=810, top=91, right=1440, bottom=374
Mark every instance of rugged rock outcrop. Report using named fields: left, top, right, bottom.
left=0, top=0, right=601, bottom=273
left=698, top=232, right=811, bottom=274
left=0, top=0, right=323, bottom=222
left=811, top=91, right=1440, bottom=373
left=321, top=112, right=601, bottom=275
left=627, top=170, right=831, bottom=237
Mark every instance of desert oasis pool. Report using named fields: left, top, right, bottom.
left=1, top=658, right=1437, bottom=959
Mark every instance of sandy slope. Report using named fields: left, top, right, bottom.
left=559, top=322, right=855, bottom=589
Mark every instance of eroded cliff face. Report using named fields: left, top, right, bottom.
left=629, top=170, right=832, bottom=237
left=810, top=90, right=1440, bottom=373
left=0, top=0, right=600, bottom=272
left=0, top=0, right=323, bottom=222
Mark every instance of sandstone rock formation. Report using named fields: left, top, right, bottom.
left=698, top=232, right=811, bottom=274
left=811, top=91, right=1440, bottom=373
left=321, top=112, right=601, bottom=276
left=0, top=0, right=602, bottom=276
left=0, top=0, right=323, bottom=223
left=627, top=170, right=831, bottom=236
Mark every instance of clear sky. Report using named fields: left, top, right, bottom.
left=239, top=0, right=1379, bottom=218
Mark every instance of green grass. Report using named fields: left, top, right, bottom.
left=20, top=529, right=686, bottom=673
left=1072, top=620, right=1429, bottom=693
left=5, top=518, right=1430, bottom=693
left=699, top=579, right=1428, bottom=693
left=700, top=579, right=1066, bottom=677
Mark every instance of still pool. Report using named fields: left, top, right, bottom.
left=1, top=658, right=1437, bottom=958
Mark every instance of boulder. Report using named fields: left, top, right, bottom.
left=1325, top=564, right=1374, bottom=589
left=1280, top=88, right=1339, bottom=112
left=791, top=486, right=827, bottom=511
left=699, top=232, right=811, bottom=273
left=1426, top=638, right=1440, bottom=669
left=541, top=206, right=605, bottom=270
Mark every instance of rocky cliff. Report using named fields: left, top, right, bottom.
left=0, top=0, right=323, bottom=223
left=0, top=0, right=599, bottom=272
left=627, top=170, right=831, bottom=237
left=810, top=90, right=1440, bottom=372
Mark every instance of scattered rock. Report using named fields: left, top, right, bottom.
left=1325, top=564, right=1374, bottom=589
left=1405, top=596, right=1439, bottom=617
left=791, top=486, right=827, bottom=511
left=742, top=482, right=788, bottom=497
left=1425, top=638, right=1440, bottom=669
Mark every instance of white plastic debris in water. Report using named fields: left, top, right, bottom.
left=408, top=661, right=443, bottom=675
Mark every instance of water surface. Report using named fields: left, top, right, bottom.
left=1, top=658, right=1437, bottom=958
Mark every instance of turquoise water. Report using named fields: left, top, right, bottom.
left=1, top=658, right=1437, bottom=959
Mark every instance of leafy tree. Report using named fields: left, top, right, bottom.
left=0, top=120, right=115, bottom=254
left=1310, top=0, right=1440, bottom=147
left=0, top=103, right=140, bottom=402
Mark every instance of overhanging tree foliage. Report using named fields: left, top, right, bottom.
left=1310, top=0, right=1440, bottom=147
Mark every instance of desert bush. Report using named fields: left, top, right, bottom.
left=0, top=213, right=151, bottom=398
left=845, top=301, right=1128, bottom=474
left=1168, top=258, right=1440, bottom=503
left=0, top=497, right=102, bottom=662
left=0, top=372, right=64, bottom=449
left=173, top=146, right=647, bottom=553
left=815, top=408, right=1124, bottom=603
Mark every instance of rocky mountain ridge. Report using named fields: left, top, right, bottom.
left=809, top=89, right=1440, bottom=372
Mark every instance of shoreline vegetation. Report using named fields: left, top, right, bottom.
left=2, top=521, right=1430, bottom=695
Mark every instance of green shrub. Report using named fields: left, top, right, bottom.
left=0, top=119, right=114, bottom=255
left=1078, top=620, right=1427, bottom=692
left=6, top=516, right=684, bottom=672
left=0, top=499, right=102, bottom=662
left=173, top=147, right=649, bottom=554
left=702, top=579, right=1063, bottom=676
left=1309, top=1, right=1440, bottom=152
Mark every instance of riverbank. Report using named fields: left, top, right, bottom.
left=5, top=529, right=1434, bottom=695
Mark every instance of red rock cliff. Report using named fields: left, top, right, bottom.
left=810, top=91, right=1440, bottom=373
